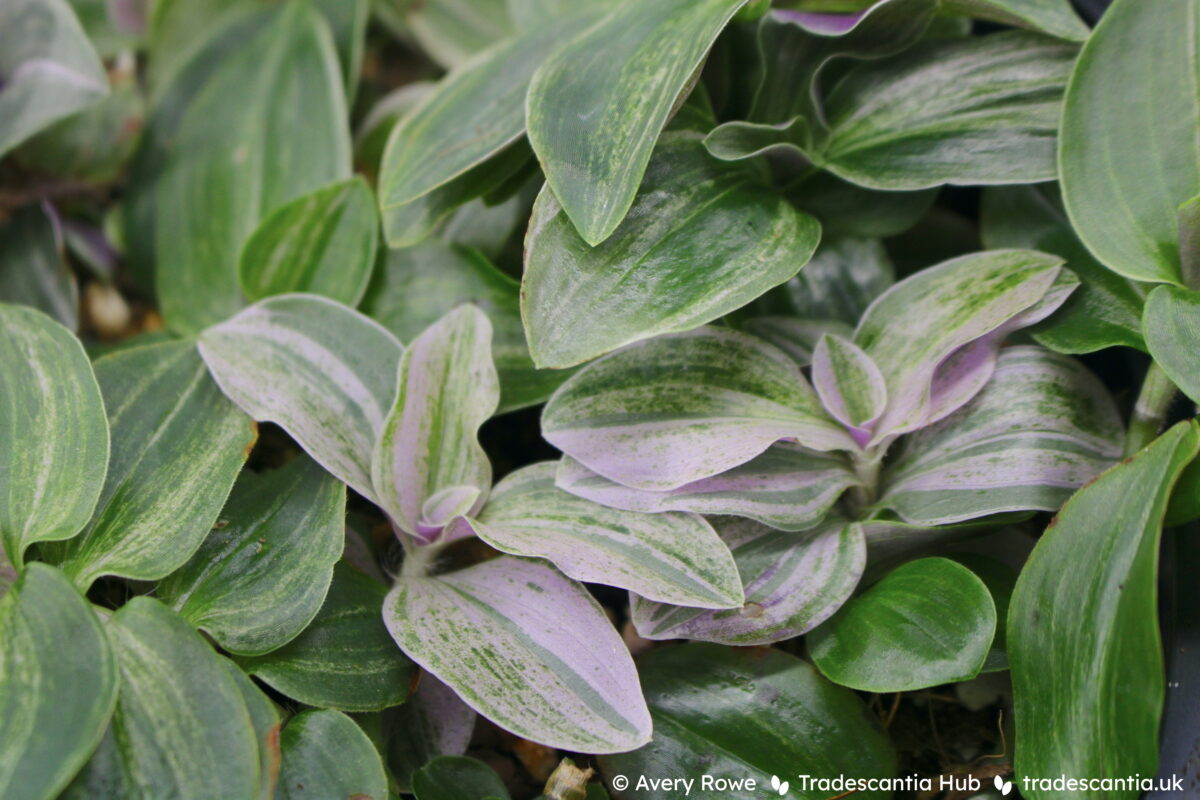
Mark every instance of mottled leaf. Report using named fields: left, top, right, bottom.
left=0, top=203, right=78, bottom=330
left=1010, top=422, right=1200, bottom=796
left=812, top=334, right=887, bottom=443
left=275, top=710, right=387, bottom=800
left=542, top=327, right=855, bottom=492
left=0, top=564, right=118, bottom=800
left=159, top=457, right=345, bottom=655
left=238, top=177, right=377, bottom=306
left=51, top=341, right=253, bottom=590
left=384, top=556, right=651, bottom=752
left=0, top=304, right=107, bottom=570
left=809, top=557, right=997, bottom=691
left=198, top=294, right=403, bottom=504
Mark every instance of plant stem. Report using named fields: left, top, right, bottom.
left=1124, top=361, right=1179, bottom=457
left=846, top=446, right=884, bottom=518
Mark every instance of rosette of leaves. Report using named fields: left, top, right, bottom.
left=544, top=248, right=1124, bottom=685
left=198, top=294, right=746, bottom=753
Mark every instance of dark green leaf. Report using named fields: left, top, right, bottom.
left=1144, top=286, right=1200, bottom=405
left=0, top=205, right=78, bottom=331
left=412, top=756, right=510, bottom=800
left=275, top=710, right=387, bottom=800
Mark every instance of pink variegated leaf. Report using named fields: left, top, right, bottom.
left=383, top=557, right=651, bottom=753
left=541, top=327, right=855, bottom=492
left=631, top=517, right=865, bottom=646
left=812, top=333, right=887, bottom=446
left=371, top=305, right=498, bottom=541
left=877, top=346, right=1122, bottom=525
left=556, top=443, right=858, bottom=532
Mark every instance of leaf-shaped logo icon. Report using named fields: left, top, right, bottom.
left=993, top=774, right=1013, bottom=796
left=771, top=776, right=780, bottom=791
left=777, top=780, right=789, bottom=795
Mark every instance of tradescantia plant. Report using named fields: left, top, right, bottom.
left=5, top=0, right=1200, bottom=797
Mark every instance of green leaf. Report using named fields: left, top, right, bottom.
left=1144, top=286, right=1200, bottom=405
left=1009, top=421, right=1200, bottom=796
left=313, top=0, right=368, bottom=100
left=943, top=0, right=1088, bottom=41
left=809, top=557, right=997, bottom=691
left=787, top=173, right=937, bottom=239
left=0, top=204, right=78, bottom=331
left=0, top=304, right=108, bottom=570
left=599, top=644, right=895, bottom=799
left=521, top=120, right=820, bottom=368
left=362, top=241, right=568, bottom=414
left=158, top=457, right=345, bottom=656
left=816, top=31, right=1075, bottom=190
left=126, top=1, right=351, bottom=333
left=275, top=710, right=387, bottom=800
left=382, top=676, right=476, bottom=792
left=220, top=659, right=282, bottom=800
left=50, top=341, right=254, bottom=590
left=812, top=334, right=887, bottom=435
left=0, top=0, right=108, bottom=156
left=238, top=177, right=378, bottom=307
left=1059, top=0, right=1199, bottom=285
left=412, top=756, right=510, bottom=800
left=238, top=562, right=415, bottom=712
left=527, top=0, right=749, bottom=244
left=405, top=0, right=512, bottom=69
left=981, top=184, right=1147, bottom=354
left=0, top=564, right=118, bottom=800
left=632, top=517, right=865, bottom=646
left=451, top=462, right=743, bottom=608
left=372, top=305, right=498, bottom=538
left=69, top=599, right=260, bottom=800
left=198, top=294, right=404, bottom=505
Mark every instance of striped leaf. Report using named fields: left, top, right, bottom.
left=879, top=347, right=1123, bottom=525
left=361, top=241, right=571, bottom=414
left=384, top=556, right=652, bottom=752
left=0, top=564, right=118, bottom=800
left=0, top=203, right=78, bottom=331
left=198, top=294, right=404, bottom=504
left=1059, top=0, right=1200, bottom=284
left=0, top=0, right=108, bottom=156
left=372, top=305, right=498, bottom=540
left=631, top=517, right=863, bottom=646
left=556, top=444, right=858, bottom=532
left=521, top=115, right=820, bottom=368
left=542, top=327, right=855, bottom=492
left=809, top=557, right=997, bottom=692
left=448, top=462, right=742, bottom=608
left=237, top=562, right=415, bottom=712
left=815, top=32, right=1076, bottom=190
left=126, top=1, right=351, bottom=333
left=50, top=341, right=254, bottom=591
left=943, top=0, right=1088, bottom=41
left=526, top=0, right=749, bottom=245
left=812, top=334, right=886, bottom=444
left=238, top=177, right=377, bottom=306
left=0, top=304, right=108, bottom=570
left=276, top=710, right=387, bottom=800
left=854, top=249, right=1075, bottom=444
left=1144, top=286, right=1200, bottom=406
left=1009, top=422, right=1200, bottom=794
left=159, top=456, right=345, bottom=656
left=67, top=599, right=260, bottom=800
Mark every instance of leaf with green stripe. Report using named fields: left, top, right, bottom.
left=0, top=304, right=108, bottom=570
left=556, top=444, right=858, bottom=533
left=527, top=0, right=750, bottom=245
left=238, top=562, right=415, bottom=712
left=0, top=0, right=108, bottom=156
left=447, top=462, right=742, bottom=609
left=810, top=557, right=997, bottom=692
left=0, top=204, right=78, bottom=331
left=50, top=341, right=253, bottom=590
left=238, top=177, right=377, bottom=306
left=384, top=556, right=652, bottom=753
left=814, top=31, right=1075, bottom=190
left=0, top=564, right=118, bottom=800
left=542, top=327, right=854, bottom=492
left=878, top=346, right=1123, bottom=525
left=521, top=115, right=820, bottom=368
left=1009, top=421, right=1200, bottom=796
left=65, top=598, right=260, bottom=800
left=631, top=517, right=865, bottom=646
left=1059, top=0, right=1199, bottom=284
left=198, top=294, right=404, bottom=504
left=599, top=644, right=895, bottom=800
left=159, top=456, right=345, bottom=655
left=372, top=305, right=498, bottom=539
left=811, top=334, right=886, bottom=445
left=275, top=710, right=387, bottom=800
left=126, top=1, right=351, bottom=333
left=361, top=241, right=569, bottom=414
